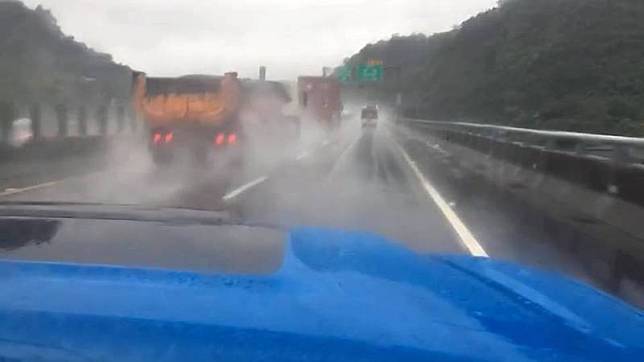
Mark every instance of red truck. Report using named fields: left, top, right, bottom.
left=297, top=76, right=342, bottom=130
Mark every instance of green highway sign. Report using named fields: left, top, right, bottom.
left=336, top=61, right=384, bottom=83
left=357, top=63, right=383, bottom=81
left=337, top=65, right=352, bottom=82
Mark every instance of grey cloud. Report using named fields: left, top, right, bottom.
left=21, top=0, right=497, bottom=79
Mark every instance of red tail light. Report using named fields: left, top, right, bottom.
left=215, top=133, right=225, bottom=145
left=165, top=132, right=174, bottom=143
left=152, top=133, right=162, bottom=144
left=227, top=133, right=237, bottom=145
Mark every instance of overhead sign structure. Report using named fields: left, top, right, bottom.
left=336, top=60, right=384, bottom=83
left=358, top=59, right=384, bottom=82
left=337, top=65, right=352, bottom=83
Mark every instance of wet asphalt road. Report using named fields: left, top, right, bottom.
left=0, top=120, right=593, bottom=282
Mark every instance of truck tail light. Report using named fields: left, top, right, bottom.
left=164, top=132, right=174, bottom=143
left=152, top=133, right=162, bottom=144
left=227, top=133, right=237, bottom=145
left=214, top=133, right=225, bottom=146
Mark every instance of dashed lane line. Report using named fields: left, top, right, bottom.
left=0, top=170, right=128, bottom=199
left=222, top=176, right=269, bottom=201
left=223, top=136, right=347, bottom=202
left=0, top=179, right=68, bottom=198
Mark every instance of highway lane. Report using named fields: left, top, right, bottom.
left=392, top=124, right=595, bottom=283
left=0, top=119, right=604, bottom=288
left=227, top=129, right=464, bottom=254
left=0, top=151, right=104, bottom=192
left=0, top=123, right=465, bottom=254
left=0, top=141, right=199, bottom=206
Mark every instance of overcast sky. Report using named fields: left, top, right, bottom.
left=21, top=0, right=497, bottom=79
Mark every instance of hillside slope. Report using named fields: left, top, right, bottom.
left=345, top=0, right=644, bottom=135
left=0, top=1, right=131, bottom=106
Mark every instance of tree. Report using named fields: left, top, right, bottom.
left=342, top=0, right=644, bottom=136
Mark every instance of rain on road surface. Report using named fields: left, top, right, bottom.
left=0, top=118, right=589, bottom=283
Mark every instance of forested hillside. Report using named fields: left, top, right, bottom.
left=0, top=1, right=131, bottom=107
left=345, top=0, right=644, bottom=136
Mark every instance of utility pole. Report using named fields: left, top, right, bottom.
left=259, top=66, right=266, bottom=81
left=385, top=65, right=403, bottom=121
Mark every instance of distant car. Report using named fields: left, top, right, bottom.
left=361, top=105, right=378, bottom=129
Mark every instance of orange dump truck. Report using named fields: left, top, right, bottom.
left=132, top=71, right=291, bottom=166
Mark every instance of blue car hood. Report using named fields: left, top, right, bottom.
left=0, top=227, right=642, bottom=361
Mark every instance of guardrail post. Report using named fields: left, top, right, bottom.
left=30, top=104, right=42, bottom=141
left=129, top=108, right=138, bottom=132
left=574, top=142, right=585, bottom=155
left=96, top=105, right=108, bottom=136
left=543, top=139, right=556, bottom=151
left=55, top=104, right=68, bottom=138
left=0, top=101, right=14, bottom=145
left=78, top=106, right=88, bottom=136
left=612, top=145, right=631, bottom=164
left=116, top=105, right=125, bottom=133
left=606, top=145, right=631, bottom=196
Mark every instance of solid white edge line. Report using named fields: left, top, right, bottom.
left=0, top=170, right=109, bottom=198
left=394, top=141, right=489, bottom=257
left=0, top=180, right=63, bottom=197
left=222, top=176, right=269, bottom=201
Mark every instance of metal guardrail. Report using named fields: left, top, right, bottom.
left=0, top=101, right=140, bottom=165
left=405, top=119, right=644, bottom=164
left=0, top=101, right=138, bottom=148
left=403, top=118, right=644, bottom=296
left=404, top=118, right=644, bottom=208
left=0, top=136, right=109, bottom=164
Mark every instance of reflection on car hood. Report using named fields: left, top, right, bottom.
left=0, top=205, right=284, bottom=274
left=0, top=227, right=642, bottom=361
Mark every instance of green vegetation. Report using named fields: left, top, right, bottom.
left=0, top=1, right=131, bottom=108
left=344, top=0, right=644, bottom=136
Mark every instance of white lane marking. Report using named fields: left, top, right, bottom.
left=222, top=176, right=269, bottom=201
left=0, top=170, right=108, bottom=198
left=0, top=180, right=64, bottom=197
left=395, top=141, right=489, bottom=257
left=225, top=138, right=333, bottom=201
left=295, top=137, right=333, bottom=162
left=327, top=137, right=362, bottom=177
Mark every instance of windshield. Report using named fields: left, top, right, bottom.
left=1, top=0, right=644, bottom=357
